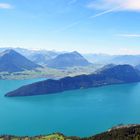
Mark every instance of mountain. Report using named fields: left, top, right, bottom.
left=83, top=53, right=113, bottom=64
left=0, top=48, right=61, bottom=65
left=0, top=48, right=35, bottom=58
left=5, top=64, right=140, bottom=97
left=46, top=51, right=91, bottom=69
left=135, top=64, right=140, bottom=71
left=96, top=64, right=116, bottom=72
left=28, top=51, right=59, bottom=65
left=0, top=49, right=41, bottom=72
left=110, top=55, right=140, bottom=66
left=84, top=124, right=140, bottom=140
left=83, top=53, right=140, bottom=66
left=1, top=48, right=140, bottom=66
left=12, top=48, right=60, bottom=64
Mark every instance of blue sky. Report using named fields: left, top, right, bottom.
left=0, top=0, right=140, bottom=54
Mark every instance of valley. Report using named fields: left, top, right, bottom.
left=0, top=48, right=103, bottom=80
left=0, top=65, right=101, bottom=80
left=0, top=79, right=140, bottom=137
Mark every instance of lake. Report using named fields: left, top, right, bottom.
left=0, top=78, right=140, bottom=137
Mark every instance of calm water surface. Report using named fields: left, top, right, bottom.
left=0, top=78, right=140, bottom=137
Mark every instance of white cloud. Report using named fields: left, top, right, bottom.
left=116, top=34, right=140, bottom=38
left=0, top=3, right=13, bottom=9
left=54, top=0, right=140, bottom=32
left=87, top=0, right=140, bottom=11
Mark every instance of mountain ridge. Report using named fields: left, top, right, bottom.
left=5, top=64, right=140, bottom=97
left=46, top=51, right=91, bottom=69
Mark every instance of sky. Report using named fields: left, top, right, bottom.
left=0, top=0, right=140, bottom=54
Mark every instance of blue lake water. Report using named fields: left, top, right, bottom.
left=0, top=78, right=140, bottom=137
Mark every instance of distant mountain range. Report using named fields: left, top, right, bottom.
left=83, top=53, right=113, bottom=64
left=46, top=51, right=91, bottom=69
left=0, top=49, right=92, bottom=72
left=0, top=49, right=41, bottom=72
left=84, top=53, right=140, bottom=66
left=0, top=48, right=61, bottom=65
left=29, top=51, right=58, bottom=65
left=1, top=47, right=140, bottom=65
left=5, top=64, right=140, bottom=97
left=0, top=48, right=91, bottom=68
left=110, top=55, right=140, bottom=66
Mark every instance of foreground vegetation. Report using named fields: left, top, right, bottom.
left=1, top=125, right=140, bottom=140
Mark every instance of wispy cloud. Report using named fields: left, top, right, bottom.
left=54, top=6, right=117, bottom=33
left=87, top=0, right=140, bottom=11
left=0, top=3, right=13, bottom=9
left=53, top=21, right=80, bottom=33
left=89, top=7, right=120, bottom=18
left=116, top=34, right=140, bottom=38
left=55, top=0, right=140, bottom=33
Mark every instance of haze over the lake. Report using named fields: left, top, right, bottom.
left=0, top=0, right=140, bottom=54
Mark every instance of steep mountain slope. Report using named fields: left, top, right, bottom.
left=0, top=49, right=41, bottom=72
left=82, top=124, right=140, bottom=140
left=5, top=64, right=140, bottom=97
left=0, top=48, right=60, bottom=64
left=135, top=64, right=140, bottom=71
left=46, top=51, right=91, bottom=69
left=13, top=48, right=61, bottom=65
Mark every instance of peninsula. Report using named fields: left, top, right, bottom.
left=5, top=64, right=140, bottom=97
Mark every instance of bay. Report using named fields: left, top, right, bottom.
left=0, top=78, right=140, bottom=137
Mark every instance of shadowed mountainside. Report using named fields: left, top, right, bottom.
left=5, top=64, right=140, bottom=97
left=46, top=51, right=91, bottom=69
left=0, top=49, right=42, bottom=72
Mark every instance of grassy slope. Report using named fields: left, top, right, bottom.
left=1, top=125, right=140, bottom=140
left=0, top=133, right=69, bottom=140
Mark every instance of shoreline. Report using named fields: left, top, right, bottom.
left=0, top=124, right=140, bottom=140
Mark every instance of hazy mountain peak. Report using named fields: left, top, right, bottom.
left=0, top=50, right=41, bottom=72
left=71, top=51, right=80, bottom=54
left=0, top=49, right=18, bottom=57
left=46, top=51, right=91, bottom=69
